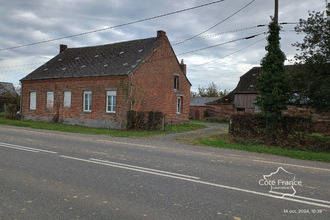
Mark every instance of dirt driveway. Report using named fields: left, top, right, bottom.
left=150, top=122, right=229, bottom=144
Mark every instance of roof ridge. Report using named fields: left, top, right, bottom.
left=65, top=37, right=158, bottom=50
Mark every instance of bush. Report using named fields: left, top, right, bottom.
left=127, top=110, right=163, bottom=131
left=6, top=103, right=20, bottom=120
left=229, top=114, right=329, bottom=152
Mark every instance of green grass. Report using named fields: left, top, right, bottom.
left=196, top=134, right=330, bottom=163
left=0, top=113, right=205, bottom=138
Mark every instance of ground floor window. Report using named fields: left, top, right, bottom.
left=46, top=91, right=54, bottom=108
left=64, top=91, right=71, bottom=108
left=106, top=91, right=116, bottom=113
left=177, top=97, right=182, bottom=114
left=83, top=91, right=92, bottom=112
left=30, top=91, right=36, bottom=110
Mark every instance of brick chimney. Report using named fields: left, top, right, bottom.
left=157, top=30, right=166, bottom=40
left=60, top=44, right=67, bottom=53
left=180, top=59, right=187, bottom=75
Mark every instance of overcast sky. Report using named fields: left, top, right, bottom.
left=0, top=0, right=327, bottom=91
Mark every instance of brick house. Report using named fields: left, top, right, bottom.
left=20, top=31, right=191, bottom=129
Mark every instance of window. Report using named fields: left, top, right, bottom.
left=46, top=91, right=54, bottom=108
left=177, top=97, right=182, bottom=114
left=83, top=91, right=92, bottom=112
left=30, top=91, right=36, bottom=110
left=106, top=91, right=116, bottom=113
left=174, top=75, right=179, bottom=90
left=64, top=91, right=71, bottom=108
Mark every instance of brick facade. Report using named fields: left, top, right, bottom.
left=131, top=32, right=190, bottom=124
left=21, top=31, right=191, bottom=129
left=21, top=76, right=129, bottom=129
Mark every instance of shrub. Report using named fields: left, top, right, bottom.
left=127, top=110, right=163, bottom=131
left=6, top=103, right=20, bottom=120
left=229, top=114, right=329, bottom=152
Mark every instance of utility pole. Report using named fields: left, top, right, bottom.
left=274, top=0, right=279, bottom=24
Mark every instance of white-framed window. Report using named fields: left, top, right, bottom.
left=106, top=91, right=116, bottom=113
left=83, top=91, right=92, bottom=112
left=177, top=97, right=182, bottom=114
left=46, top=91, right=54, bottom=108
left=63, top=91, right=71, bottom=108
left=30, top=91, right=36, bottom=110
left=174, top=74, right=179, bottom=90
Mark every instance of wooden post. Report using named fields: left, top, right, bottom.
left=274, top=0, right=279, bottom=24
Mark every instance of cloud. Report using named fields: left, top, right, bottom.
left=0, top=0, right=326, bottom=90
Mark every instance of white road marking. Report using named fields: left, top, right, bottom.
left=60, top=155, right=330, bottom=209
left=270, top=191, right=330, bottom=204
left=89, top=158, right=200, bottom=180
left=59, top=155, right=200, bottom=180
left=1, top=139, right=329, bottom=209
left=253, top=159, right=330, bottom=172
left=98, top=140, right=157, bottom=149
left=0, top=142, right=57, bottom=154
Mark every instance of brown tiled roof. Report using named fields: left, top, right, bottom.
left=234, top=65, right=298, bottom=94
left=206, top=92, right=235, bottom=105
left=21, top=37, right=161, bottom=81
left=206, top=65, right=298, bottom=105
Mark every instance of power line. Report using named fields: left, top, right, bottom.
left=0, top=62, right=44, bottom=69
left=173, top=0, right=256, bottom=45
left=172, top=21, right=297, bottom=45
left=0, top=24, right=297, bottom=71
left=191, top=37, right=265, bottom=67
left=0, top=0, right=226, bottom=52
left=172, top=25, right=265, bottom=45
left=178, top=31, right=267, bottom=55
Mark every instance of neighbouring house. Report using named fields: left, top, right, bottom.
left=20, top=30, right=191, bottom=129
left=0, top=82, right=17, bottom=96
left=189, top=97, right=219, bottom=120
left=0, top=82, right=17, bottom=112
left=206, top=65, right=330, bottom=121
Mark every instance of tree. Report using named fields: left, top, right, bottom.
left=255, top=18, right=290, bottom=131
left=194, top=82, right=229, bottom=97
left=291, top=2, right=330, bottom=112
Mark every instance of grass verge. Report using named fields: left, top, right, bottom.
left=195, top=134, right=330, bottom=163
left=0, top=113, right=205, bottom=138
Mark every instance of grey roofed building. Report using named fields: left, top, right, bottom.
left=190, top=97, right=219, bottom=107
left=21, top=37, right=161, bottom=81
left=0, top=82, right=17, bottom=96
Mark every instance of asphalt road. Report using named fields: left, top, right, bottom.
left=0, top=125, right=329, bottom=220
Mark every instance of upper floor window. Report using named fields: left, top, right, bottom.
left=106, top=91, right=116, bottom=113
left=83, top=91, right=92, bottom=112
left=174, top=74, right=179, bottom=90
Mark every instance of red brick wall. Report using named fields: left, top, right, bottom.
left=130, top=32, right=191, bottom=125
left=21, top=76, right=129, bottom=128
left=190, top=106, right=206, bottom=120
left=206, top=104, right=235, bottom=120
